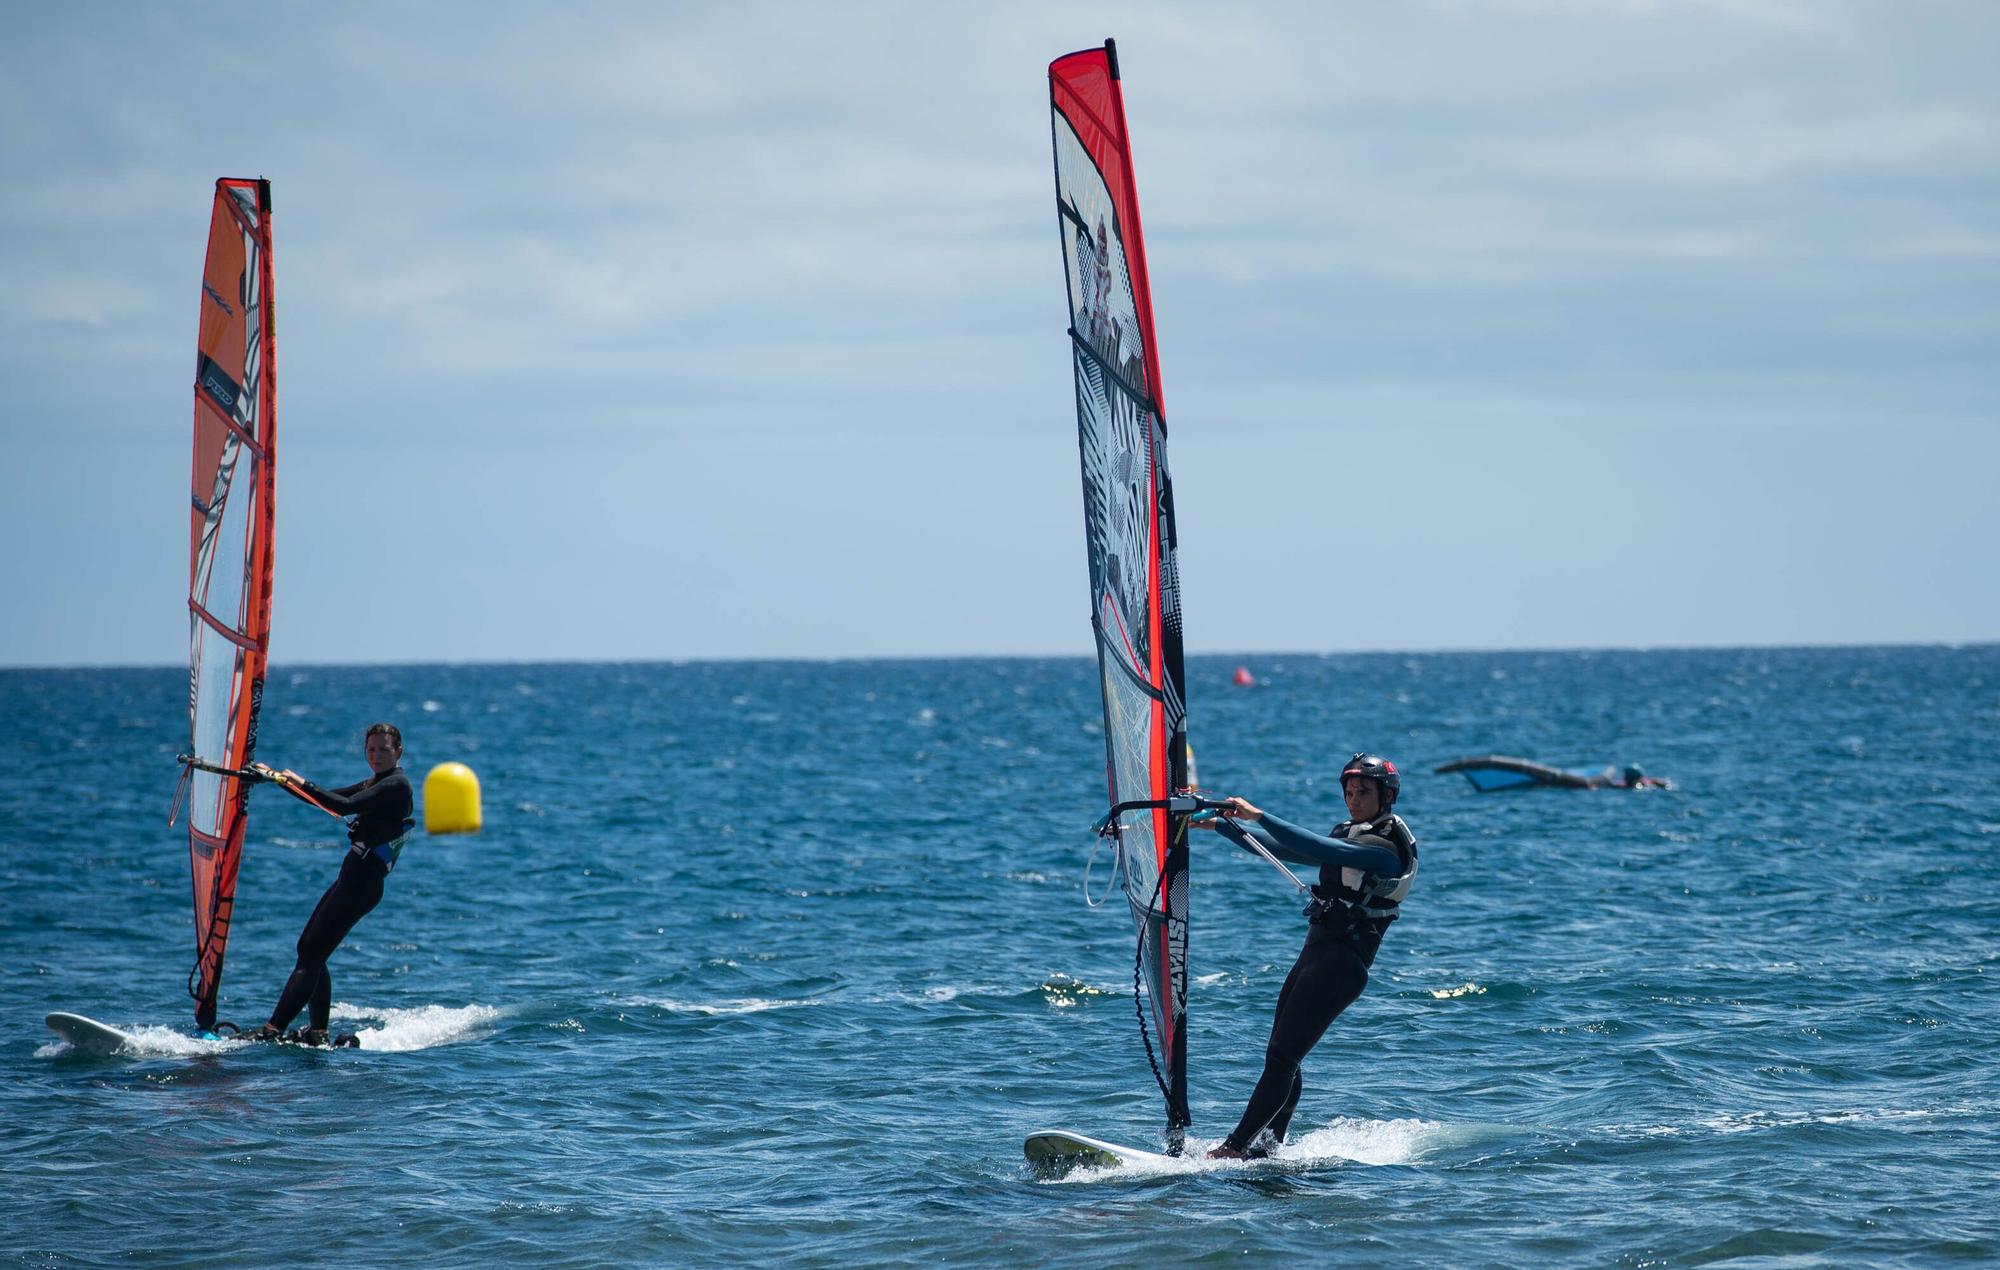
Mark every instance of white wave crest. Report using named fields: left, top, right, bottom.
left=1282, top=1116, right=1483, bottom=1166
left=628, top=995, right=821, bottom=1016
left=329, top=1002, right=502, bottom=1051
left=1633, top=1106, right=1939, bottom=1139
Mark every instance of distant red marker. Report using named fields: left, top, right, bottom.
left=1232, top=666, right=1256, bottom=687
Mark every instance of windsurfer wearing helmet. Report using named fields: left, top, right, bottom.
left=235, top=723, right=414, bottom=1046
left=1195, top=753, right=1418, bottom=1159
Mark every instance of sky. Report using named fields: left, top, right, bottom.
left=3, top=0, right=1995, bottom=667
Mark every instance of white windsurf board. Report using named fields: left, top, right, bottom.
left=45, top=1012, right=142, bottom=1057
left=1023, top=1128, right=1178, bottom=1175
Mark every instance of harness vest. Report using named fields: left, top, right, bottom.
left=1305, top=817, right=1418, bottom=931
left=348, top=816, right=417, bottom=873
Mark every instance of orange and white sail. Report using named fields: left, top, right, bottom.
left=183, top=178, right=276, bottom=1031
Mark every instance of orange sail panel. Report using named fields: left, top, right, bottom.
left=1050, top=41, right=1192, bottom=1140
left=185, top=178, right=276, bottom=1031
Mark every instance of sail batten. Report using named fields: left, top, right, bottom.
left=184, top=177, right=276, bottom=1031
left=1050, top=40, right=1192, bottom=1141
left=190, top=601, right=262, bottom=650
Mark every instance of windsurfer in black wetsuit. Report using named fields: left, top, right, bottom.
left=1196, top=753, right=1418, bottom=1159
left=236, top=723, right=414, bottom=1046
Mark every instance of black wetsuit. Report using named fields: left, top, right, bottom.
left=1215, top=811, right=1418, bottom=1153
left=267, top=767, right=414, bottom=1032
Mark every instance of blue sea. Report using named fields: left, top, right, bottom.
left=5, top=647, right=1998, bottom=1266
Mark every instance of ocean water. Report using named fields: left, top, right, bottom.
left=4, top=647, right=1997, bottom=1266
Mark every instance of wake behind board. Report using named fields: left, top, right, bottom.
left=45, top=1012, right=142, bottom=1057
left=1024, top=1129, right=1178, bottom=1176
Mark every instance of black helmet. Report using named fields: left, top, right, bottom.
left=1341, top=752, right=1400, bottom=809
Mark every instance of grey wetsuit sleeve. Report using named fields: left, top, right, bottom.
left=1215, top=817, right=1322, bottom=867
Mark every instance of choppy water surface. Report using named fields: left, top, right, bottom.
left=4, top=648, right=1997, bottom=1265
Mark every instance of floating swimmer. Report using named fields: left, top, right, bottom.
left=1435, top=754, right=1672, bottom=791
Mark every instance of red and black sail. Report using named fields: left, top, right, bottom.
left=1050, top=41, right=1192, bottom=1140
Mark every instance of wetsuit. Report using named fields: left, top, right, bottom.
left=266, top=766, right=414, bottom=1032
left=1214, top=811, right=1418, bottom=1153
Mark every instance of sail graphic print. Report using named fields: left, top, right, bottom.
left=1050, top=40, right=1192, bottom=1140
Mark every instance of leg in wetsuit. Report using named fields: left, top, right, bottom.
left=1224, top=924, right=1370, bottom=1153
left=267, top=854, right=384, bottom=1032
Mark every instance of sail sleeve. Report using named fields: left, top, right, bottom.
left=184, top=178, right=276, bottom=1031
left=1050, top=40, right=1192, bottom=1136
left=1435, top=754, right=1599, bottom=790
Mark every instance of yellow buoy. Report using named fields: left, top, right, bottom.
left=424, top=762, right=482, bottom=834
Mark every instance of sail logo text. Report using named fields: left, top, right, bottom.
left=202, top=370, right=238, bottom=410
left=202, top=282, right=235, bottom=316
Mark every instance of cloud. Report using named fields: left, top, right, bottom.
left=1507, top=107, right=2000, bottom=186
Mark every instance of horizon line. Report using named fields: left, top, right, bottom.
left=4, top=636, right=1993, bottom=674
